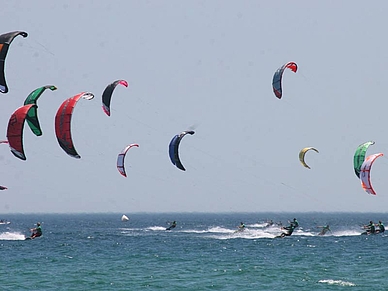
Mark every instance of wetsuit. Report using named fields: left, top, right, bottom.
left=166, top=222, right=176, bottom=230
left=281, top=224, right=295, bottom=237
left=366, top=222, right=376, bottom=234
left=31, top=225, right=42, bottom=238
left=291, top=219, right=299, bottom=228
left=319, top=226, right=330, bottom=235
left=377, top=222, right=385, bottom=233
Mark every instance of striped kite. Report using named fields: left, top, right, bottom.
left=360, top=153, right=383, bottom=195
left=117, top=143, right=139, bottom=177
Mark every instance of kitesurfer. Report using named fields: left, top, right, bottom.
left=376, top=221, right=385, bottom=234
left=278, top=218, right=299, bottom=238
left=238, top=222, right=246, bottom=231
left=166, top=221, right=177, bottom=231
left=30, top=222, right=42, bottom=239
left=317, top=225, right=331, bottom=236
left=363, top=221, right=376, bottom=235
left=280, top=223, right=295, bottom=238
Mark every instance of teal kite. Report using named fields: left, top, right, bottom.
left=353, top=141, right=375, bottom=178
left=23, top=85, right=57, bottom=136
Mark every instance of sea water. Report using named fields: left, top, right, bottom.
left=0, top=212, right=386, bottom=291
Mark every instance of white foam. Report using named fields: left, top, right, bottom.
left=318, top=279, right=356, bottom=286
left=146, top=226, right=166, bottom=231
left=0, top=231, right=26, bottom=240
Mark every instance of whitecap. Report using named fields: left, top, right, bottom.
left=0, top=231, right=25, bottom=240
left=318, top=279, right=356, bottom=286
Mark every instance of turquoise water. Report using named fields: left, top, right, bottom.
left=0, top=212, right=387, bottom=290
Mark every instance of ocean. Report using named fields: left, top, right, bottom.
left=0, top=212, right=386, bottom=291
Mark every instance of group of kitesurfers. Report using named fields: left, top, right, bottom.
left=362, top=220, right=385, bottom=235
left=233, top=218, right=300, bottom=237
left=236, top=218, right=385, bottom=237
left=22, top=219, right=386, bottom=239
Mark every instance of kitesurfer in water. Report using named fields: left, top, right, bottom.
left=280, top=223, right=295, bottom=238
left=317, top=225, right=331, bottom=236
left=166, top=221, right=177, bottom=231
left=30, top=222, right=42, bottom=239
left=238, top=222, right=246, bottom=231
left=363, top=221, right=376, bottom=235
left=376, top=221, right=385, bottom=234
left=278, top=218, right=299, bottom=238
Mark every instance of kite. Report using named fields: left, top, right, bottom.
left=55, top=92, right=94, bottom=159
left=272, top=62, right=297, bottom=99
left=102, top=80, right=128, bottom=116
left=117, top=143, right=139, bottom=177
left=360, top=153, right=383, bottom=195
left=24, top=85, right=57, bottom=136
left=169, top=130, right=195, bottom=171
left=299, top=147, right=319, bottom=169
left=353, top=141, right=375, bottom=178
left=6, top=104, right=37, bottom=160
left=0, top=31, right=28, bottom=93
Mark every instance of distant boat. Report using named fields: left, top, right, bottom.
left=0, top=221, right=10, bottom=225
left=121, top=215, right=129, bottom=222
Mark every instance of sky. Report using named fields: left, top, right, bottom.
left=1, top=1, right=388, bottom=213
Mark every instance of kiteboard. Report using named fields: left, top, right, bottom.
left=25, top=236, right=42, bottom=240
left=234, top=228, right=245, bottom=234
left=361, top=231, right=380, bottom=235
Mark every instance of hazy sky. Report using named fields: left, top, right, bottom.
left=1, top=1, right=388, bottom=213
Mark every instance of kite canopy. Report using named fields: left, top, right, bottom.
left=121, top=214, right=129, bottom=221
left=117, top=143, right=139, bottom=177
left=353, top=141, right=375, bottom=178
left=102, top=80, right=128, bottom=116
left=299, top=147, right=319, bottom=169
left=24, top=85, right=57, bottom=136
left=169, top=130, right=195, bottom=171
left=0, top=31, right=28, bottom=93
left=54, top=92, right=94, bottom=159
left=6, top=104, right=37, bottom=160
left=360, top=153, right=383, bottom=195
left=272, top=62, right=297, bottom=99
